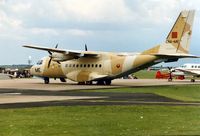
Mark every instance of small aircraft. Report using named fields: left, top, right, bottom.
left=175, top=63, right=200, bottom=82
left=155, top=67, right=185, bottom=81
left=24, top=10, right=197, bottom=85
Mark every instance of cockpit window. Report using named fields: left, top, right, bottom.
left=37, top=60, right=43, bottom=65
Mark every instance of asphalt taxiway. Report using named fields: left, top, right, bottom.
left=0, top=78, right=200, bottom=108
left=0, top=78, right=199, bottom=91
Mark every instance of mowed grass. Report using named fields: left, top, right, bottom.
left=86, top=85, right=200, bottom=102
left=1, top=85, right=200, bottom=136
left=134, top=70, right=157, bottom=79
left=0, top=106, right=200, bottom=136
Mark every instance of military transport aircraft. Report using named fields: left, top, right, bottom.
left=24, top=10, right=196, bottom=85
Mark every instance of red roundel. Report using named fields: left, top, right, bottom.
left=116, top=64, right=120, bottom=68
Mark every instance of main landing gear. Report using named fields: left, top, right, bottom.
left=44, top=77, right=66, bottom=84
left=78, top=80, right=112, bottom=85
left=60, top=78, right=66, bottom=82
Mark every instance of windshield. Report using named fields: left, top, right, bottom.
left=36, top=60, right=43, bottom=65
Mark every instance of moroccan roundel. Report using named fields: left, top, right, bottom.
left=116, top=64, right=120, bottom=68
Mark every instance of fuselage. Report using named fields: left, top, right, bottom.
left=31, top=52, right=159, bottom=82
left=176, top=63, right=200, bottom=75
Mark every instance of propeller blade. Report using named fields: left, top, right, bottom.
left=47, top=44, right=60, bottom=68
left=55, top=44, right=58, bottom=48
left=48, top=51, right=52, bottom=55
left=85, top=44, right=88, bottom=51
left=167, top=67, right=172, bottom=70
left=57, top=61, right=61, bottom=64
left=48, top=58, right=52, bottom=68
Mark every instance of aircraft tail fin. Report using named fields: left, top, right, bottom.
left=142, top=10, right=195, bottom=55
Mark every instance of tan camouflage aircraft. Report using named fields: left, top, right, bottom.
left=24, top=10, right=196, bottom=85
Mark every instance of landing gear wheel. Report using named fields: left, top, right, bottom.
left=97, top=80, right=105, bottom=85
left=78, top=82, right=85, bottom=85
left=60, top=78, right=66, bottom=82
left=105, top=80, right=112, bottom=85
left=86, top=81, right=93, bottom=85
left=168, top=78, right=172, bottom=82
left=191, top=79, right=195, bottom=82
left=44, top=77, right=49, bottom=84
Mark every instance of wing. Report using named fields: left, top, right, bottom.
left=23, top=45, right=100, bottom=60
left=175, top=68, right=200, bottom=76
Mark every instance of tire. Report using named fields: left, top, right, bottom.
left=191, top=79, right=195, bottom=82
left=44, top=77, right=49, bottom=84
left=97, top=80, right=105, bottom=85
left=86, top=81, right=93, bottom=85
left=78, top=82, right=85, bottom=85
left=168, top=78, right=172, bottom=82
left=60, top=78, right=66, bottom=82
left=105, top=80, right=112, bottom=85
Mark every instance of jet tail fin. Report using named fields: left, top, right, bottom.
left=142, top=10, right=195, bottom=56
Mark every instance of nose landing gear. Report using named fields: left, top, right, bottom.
left=44, top=77, right=49, bottom=84
left=191, top=78, right=195, bottom=82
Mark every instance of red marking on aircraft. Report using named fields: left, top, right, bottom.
left=116, top=64, right=120, bottom=68
left=172, top=32, right=178, bottom=38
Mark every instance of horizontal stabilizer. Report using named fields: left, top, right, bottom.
left=152, top=53, right=199, bottom=58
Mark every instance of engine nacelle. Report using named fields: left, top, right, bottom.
left=51, top=53, right=74, bottom=61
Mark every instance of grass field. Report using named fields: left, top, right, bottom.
left=0, top=106, right=200, bottom=136
left=1, top=85, right=200, bottom=136
left=85, top=85, right=200, bottom=102
left=134, top=70, right=156, bottom=79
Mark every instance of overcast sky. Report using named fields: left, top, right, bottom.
left=0, top=0, right=200, bottom=65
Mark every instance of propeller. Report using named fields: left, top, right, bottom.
left=167, top=67, right=174, bottom=81
left=167, top=67, right=172, bottom=71
left=47, top=44, right=58, bottom=68
left=167, top=67, right=175, bottom=72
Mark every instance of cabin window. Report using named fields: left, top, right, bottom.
left=95, top=64, right=98, bottom=67
left=195, top=65, right=197, bottom=68
left=69, top=64, right=72, bottom=67
left=198, top=66, right=200, bottom=68
left=99, top=64, right=102, bottom=68
left=65, top=64, right=68, bottom=67
left=88, top=64, right=90, bottom=67
left=92, top=64, right=94, bottom=67
left=191, top=65, right=194, bottom=68
left=84, top=64, right=86, bottom=67
left=76, top=64, right=79, bottom=67
left=80, top=64, right=82, bottom=67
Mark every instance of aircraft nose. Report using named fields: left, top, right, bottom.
left=30, top=66, right=35, bottom=75
left=30, top=65, right=43, bottom=77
